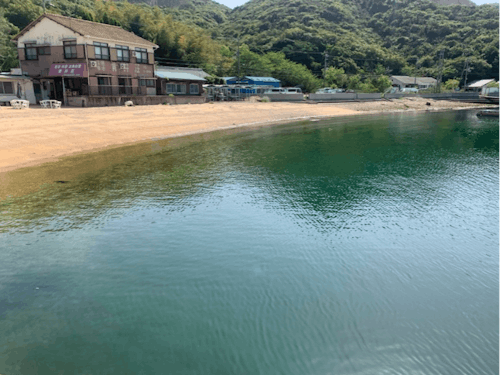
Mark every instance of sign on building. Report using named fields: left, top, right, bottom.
left=48, top=63, right=87, bottom=77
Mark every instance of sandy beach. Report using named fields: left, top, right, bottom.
left=0, top=98, right=491, bottom=174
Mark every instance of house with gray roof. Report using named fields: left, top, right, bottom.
left=390, top=76, right=438, bottom=90
left=156, top=66, right=210, bottom=79
left=465, top=79, right=496, bottom=92
left=155, top=70, right=206, bottom=101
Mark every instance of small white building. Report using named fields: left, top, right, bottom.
left=0, top=68, right=36, bottom=104
left=390, top=76, right=438, bottom=90
left=465, top=79, right=496, bottom=92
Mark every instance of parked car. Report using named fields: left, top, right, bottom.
left=284, top=87, right=302, bottom=94
left=315, top=88, right=341, bottom=94
left=264, top=88, right=286, bottom=94
left=401, top=88, right=419, bottom=93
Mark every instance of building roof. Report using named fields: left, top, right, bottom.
left=467, top=79, right=495, bottom=88
left=391, top=75, right=437, bottom=84
left=242, top=76, right=281, bottom=82
left=156, top=66, right=210, bottom=79
left=0, top=73, right=31, bottom=80
left=224, top=76, right=280, bottom=83
left=155, top=71, right=206, bottom=81
left=13, top=13, right=158, bottom=48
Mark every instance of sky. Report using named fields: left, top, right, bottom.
left=216, top=0, right=498, bottom=8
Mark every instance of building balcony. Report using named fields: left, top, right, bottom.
left=19, top=44, right=154, bottom=65
left=87, top=85, right=148, bottom=96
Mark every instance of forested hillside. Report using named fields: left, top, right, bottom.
left=0, top=0, right=498, bottom=91
left=126, top=0, right=230, bottom=31
left=225, top=0, right=498, bottom=82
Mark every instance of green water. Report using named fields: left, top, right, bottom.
left=0, top=110, right=498, bottom=375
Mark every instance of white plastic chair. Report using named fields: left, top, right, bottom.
left=40, top=100, right=50, bottom=108
left=20, top=100, right=29, bottom=109
left=10, top=100, right=22, bottom=109
left=50, top=100, right=61, bottom=109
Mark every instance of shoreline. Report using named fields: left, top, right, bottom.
left=0, top=99, right=494, bottom=176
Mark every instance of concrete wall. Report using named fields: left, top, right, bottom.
left=385, top=93, right=413, bottom=99
left=309, top=93, right=357, bottom=101
left=356, top=93, right=382, bottom=100
left=420, top=92, right=480, bottom=100
left=74, top=95, right=206, bottom=107
left=385, top=92, right=480, bottom=100
left=266, top=93, right=304, bottom=102
left=67, top=96, right=87, bottom=107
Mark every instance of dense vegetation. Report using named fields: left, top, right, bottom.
left=0, top=0, right=498, bottom=92
left=225, top=0, right=498, bottom=84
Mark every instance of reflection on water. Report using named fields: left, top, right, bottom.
left=0, top=110, right=498, bottom=375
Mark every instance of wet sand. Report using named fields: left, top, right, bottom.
left=0, top=99, right=490, bottom=174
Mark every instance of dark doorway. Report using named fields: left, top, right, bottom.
left=33, top=83, right=42, bottom=103
left=53, top=77, right=64, bottom=101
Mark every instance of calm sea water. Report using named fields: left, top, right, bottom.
left=0, top=110, right=498, bottom=375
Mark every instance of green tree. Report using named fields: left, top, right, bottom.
left=0, top=11, right=19, bottom=71
left=443, top=79, right=460, bottom=90
left=325, top=67, right=347, bottom=88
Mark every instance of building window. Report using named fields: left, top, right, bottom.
left=0, top=82, right=14, bottom=94
left=94, top=42, right=109, bottom=60
left=135, top=48, right=148, bottom=64
left=118, top=77, right=132, bottom=94
left=25, top=43, right=38, bottom=60
left=166, top=83, right=186, bottom=94
left=190, top=84, right=199, bottom=94
left=116, top=45, right=130, bottom=62
left=38, top=46, right=51, bottom=55
left=139, top=79, right=155, bottom=87
left=97, top=76, right=112, bottom=95
left=63, top=41, right=77, bottom=59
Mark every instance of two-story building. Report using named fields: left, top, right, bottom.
left=13, top=13, right=158, bottom=106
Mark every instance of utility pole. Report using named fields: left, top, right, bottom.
left=323, top=52, right=328, bottom=87
left=463, top=58, right=470, bottom=90
left=236, top=36, right=240, bottom=83
left=42, top=0, right=52, bottom=13
left=436, top=50, right=444, bottom=93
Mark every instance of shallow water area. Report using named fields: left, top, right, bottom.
left=0, top=110, right=498, bottom=374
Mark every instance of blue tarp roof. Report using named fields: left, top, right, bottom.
left=243, top=76, right=280, bottom=82
left=225, top=76, right=281, bottom=83
left=155, top=71, right=206, bottom=81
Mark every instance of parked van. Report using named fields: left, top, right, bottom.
left=315, top=88, right=341, bottom=94
left=284, top=87, right=302, bottom=94
left=264, top=88, right=285, bottom=94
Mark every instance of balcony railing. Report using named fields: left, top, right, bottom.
left=88, top=85, right=148, bottom=96
left=19, top=44, right=154, bottom=64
